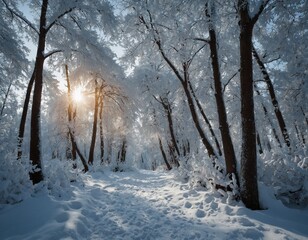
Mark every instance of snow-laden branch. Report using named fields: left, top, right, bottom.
left=223, top=69, right=240, bottom=93
left=193, top=37, right=210, bottom=44
left=1, top=0, right=39, bottom=34
left=44, top=49, right=63, bottom=59
left=46, top=6, right=76, bottom=33
left=139, top=10, right=185, bottom=84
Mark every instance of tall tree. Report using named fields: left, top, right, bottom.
left=29, top=0, right=48, bottom=184
left=3, top=0, right=118, bottom=183
left=138, top=12, right=218, bottom=160
left=205, top=2, right=238, bottom=182
left=238, top=0, right=269, bottom=210
left=88, top=79, right=99, bottom=165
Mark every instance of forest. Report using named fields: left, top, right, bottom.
left=0, top=0, right=307, bottom=237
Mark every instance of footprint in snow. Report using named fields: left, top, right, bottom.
left=184, top=202, right=192, bottom=208
left=237, top=217, right=255, bottom=227
left=55, top=212, right=69, bottom=223
left=90, top=188, right=103, bottom=198
left=196, top=209, right=206, bottom=218
left=69, top=201, right=82, bottom=210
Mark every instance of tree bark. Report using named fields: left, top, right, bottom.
left=119, top=138, right=127, bottom=163
left=156, top=96, right=180, bottom=167
left=238, top=0, right=261, bottom=210
left=17, top=67, right=36, bottom=160
left=65, top=64, right=77, bottom=162
left=65, top=64, right=77, bottom=169
left=88, top=80, right=99, bottom=165
left=206, top=3, right=238, bottom=180
left=99, top=95, right=105, bottom=163
left=158, top=136, right=172, bottom=170
left=68, top=129, right=88, bottom=172
left=29, top=0, right=49, bottom=184
left=188, top=80, right=222, bottom=156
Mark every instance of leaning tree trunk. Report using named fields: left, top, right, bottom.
left=181, top=63, right=217, bottom=159
left=206, top=3, right=238, bottom=183
left=158, top=136, right=172, bottom=171
left=157, top=96, right=180, bottom=167
left=29, top=0, right=49, bottom=184
left=188, top=80, right=222, bottom=156
left=252, top=45, right=291, bottom=148
left=68, top=129, right=88, bottom=172
left=17, top=67, right=35, bottom=160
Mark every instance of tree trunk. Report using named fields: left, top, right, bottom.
left=188, top=80, right=222, bottom=156
left=158, top=136, right=172, bottom=170
left=252, top=45, right=291, bottom=148
left=165, top=100, right=180, bottom=156
left=65, top=64, right=77, bottom=162
left=29, top=0, right=49, bottom=184
left=182, top=64, right=217, bottom=159
left=17, top=67, right=36, bottom=160
left=119, top=138, right=127, bottom=163
left=99, top=95, right=105, bottom=163
left=256, top=132, right=263, bottom=154
left=206, top=3, right=238, bottom=181
left=238, top=0, right=260, bottom=210
left=294, top=122, right=306, bottom=147
left=254, top=84, right=282, bottom=147
left=157, top=96, right=180, bottom=167
left=68, top=129, right=88, bottom=172
left=0, top=80, right=13, bottom=118
left=88, top=80, right=99, bottom=165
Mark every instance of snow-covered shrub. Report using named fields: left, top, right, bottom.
left=259, top=150, right=308, bottom=207
left=180, top=152, right=239, bottom=198
left=43, top=158, right=80, bottom=199
left=0, top=154, right=33, bottom=204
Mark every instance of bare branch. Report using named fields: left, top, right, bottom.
left=187, top=43, right=207, bottom=67
left=193, top=37, right=210, bottom=44
left=223, top=69, right=240, bottom=92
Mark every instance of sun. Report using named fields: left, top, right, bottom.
left=72, top=87, right=84, bottom=103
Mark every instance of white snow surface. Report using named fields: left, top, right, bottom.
left=0, top=169, right=307, bottom=240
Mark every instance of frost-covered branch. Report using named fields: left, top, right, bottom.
left=1, top=0, right=39, bottom=34
left=44, top=49, right=63, bottom=59
left=46, top=6, right=76, bottom=33
left=193, top=37, right=210, bottom=44
left=223, top=69, right=240, bottom=93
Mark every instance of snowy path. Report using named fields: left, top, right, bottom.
left=0, top=170, right=307, bottom=240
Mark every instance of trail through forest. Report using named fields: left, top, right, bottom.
left=0, top=170, right=307, bottom=240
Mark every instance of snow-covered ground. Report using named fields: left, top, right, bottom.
left=0, top=170, right=307, bottom=240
